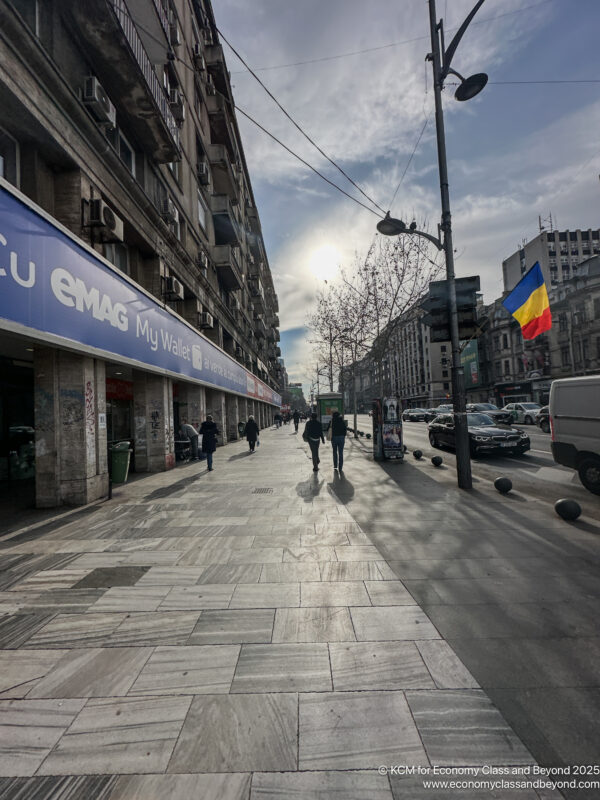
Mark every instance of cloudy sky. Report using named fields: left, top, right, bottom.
left=214, top=0, right=599, bottom=393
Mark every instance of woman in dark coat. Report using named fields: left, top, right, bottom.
left=244, top=415, right=260, bottom=452
left=199, top=414, right=219, bottom=471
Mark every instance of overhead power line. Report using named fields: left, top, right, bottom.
left=216, top=26, right=387, bottom=216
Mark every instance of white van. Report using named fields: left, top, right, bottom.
left=549, top=375, right=600, bottom=495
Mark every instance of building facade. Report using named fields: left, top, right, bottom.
left=503, top=226, right=600, bottom=293
left=0, top=0, right=281, bottom=509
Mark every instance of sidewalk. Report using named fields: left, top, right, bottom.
left=0, top=425, right=595, bottom=798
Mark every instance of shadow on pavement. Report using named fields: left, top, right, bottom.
left=144, top=473, right=203, bottom=500
left=295, top=474, right=324, bottom=502
left=328, top=471, right=354, bottom=504
left=228, top=450, right=253, bottom=461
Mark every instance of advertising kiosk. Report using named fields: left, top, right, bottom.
left=316, top=392, right=343, bottom=432
left=372, top=396, right=404, bottom=460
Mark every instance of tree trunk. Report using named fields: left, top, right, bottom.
left=352, top=362, right=358, bottom=439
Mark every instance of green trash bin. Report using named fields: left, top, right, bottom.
left=110, top=441, right=132, bottom=484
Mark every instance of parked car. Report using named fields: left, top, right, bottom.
left=428, top=412, right=530, bottom=457
left=549, top=375, right=600, bottom=494
left=466, top=403, right=513, bottom=426
left=535, top=405, right=550, bottom=433
left=402, top=408, right=428, bottom=422
left=502, top=402, right=541, bottom=424
left=423, top=408, right=440, bottom=422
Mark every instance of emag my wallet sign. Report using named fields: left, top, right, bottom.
left=0, top=183, right=281, bottom=406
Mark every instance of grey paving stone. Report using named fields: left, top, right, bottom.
left=108, top=773, right=251, bottom=800
left=283, top=546, right=337, bottom=562
left=38, top=695, right=192, bottom=775
left=0, top=774, right=118, bottom=799
left=0, top=698, right=86, bottom=776
left=318, top=561, right=384, bottom=581
left=228, top=547, right=283, bottom=564
left=107, top=611, right=200, bottom=647
left=251, top=770, right=393, bottom=799
left=128, top=644, right=239, bottom=695
left=159, top=584, right=235, bottom=610
left=0, top=650, right=68, bottom=699
left=273, top=607, right=356, bottom=642
left=135, top=566, right=205, bottom=585
left=90, top=586, right=171, bottom=613
left=27, top=647, right=152, bottom=698
left=260, top=563, right=322, bottom=583
left=406, top=689, right=534, bottom=766
left=24, top=613, right=126, bottom=649
left=415, top=640, right=479, bottom=689
left=329, top=642, right=435, bottom=691
left=351, top=606, right=441, bottom=641
left=167, top=693, right=297, bottom=773
left=300, top=581, right=371, bottom=607
left=364, top=580, right=415, bottom=605
left=231, top=643, right=332, bottom=692
left=0, top=614, right=55, bottom=649
left=197, top=564, right=263, bottom=584
left=230, top=583, right=300, bottom=608
left=335, top=546, right=381, bottom=561
left=299, top=691, right=428, bottom=770
left=188, top=609, right=273, bottom=645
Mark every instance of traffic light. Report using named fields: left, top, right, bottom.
left=420, top=276, right=480, bottom=342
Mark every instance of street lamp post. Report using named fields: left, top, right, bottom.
left=427, top=0, right=487, bottom=490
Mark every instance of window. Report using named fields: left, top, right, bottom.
left=495, top=361, right=502, bottom=378
left=118, top=131, right=136, bottom=177
left=442, top=370, right=448, bottom=378
left=559, top=314, right=568, bottom=332
left=197, top=189, right=208, bottom=230
left=493, top=335, right=500, bottom=352
left=443, top=382, right=449, bottom=390
left=594, top=298, right=600, bottom=319
left=561, top=347, right=570, bottom=366
left=12, top=0, right=39, bottom=35
left=104, top=243, right=130, bottom=276
left=502, top=334, right=508, bottom=349
left=504, top=360, right=510, bottom=374
left=0, top=127, right=19, bottom=187
left=440, top=345, right=447, bottom=352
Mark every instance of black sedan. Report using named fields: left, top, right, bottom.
left=402, top=408, right=428, bottom=422
left=428, top=412, right=530, bottom=457
left=465, top=403, right=513, bottom=426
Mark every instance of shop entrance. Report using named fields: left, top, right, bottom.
left=106, top=376, right=135, bottom=472
left=0, top=358, right=35, bottom=509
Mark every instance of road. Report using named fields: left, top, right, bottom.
left=350, top=413, right=598, bottom=509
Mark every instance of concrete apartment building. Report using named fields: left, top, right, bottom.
left=502, top=226, right=600, bottom=292
left=0, top=0, right=281, bottom=510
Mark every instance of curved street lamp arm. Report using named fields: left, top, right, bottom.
left=441, top=0, right=486, bottom=81
left=412, top=228, right=444, bottom=251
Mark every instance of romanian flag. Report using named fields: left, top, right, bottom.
left=502, top=262, right=551, bottom=339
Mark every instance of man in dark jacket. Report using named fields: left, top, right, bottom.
left=199, top=415, right=219, bottom=471
left=244, top=415, right=260, bottom=452
left=292, top=409, right=300, bottom=433
left=303, top=413, right=325, bottom=471
left=330, top=410, right=347, bottom=471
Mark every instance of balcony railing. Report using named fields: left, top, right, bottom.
left=110, top=0, right=179, bottom=148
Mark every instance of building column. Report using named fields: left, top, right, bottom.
left=177, top=382, right=206, bottom=431
left=133, top=370, right=175, bottom=472
left=225, top=394, right=239, bottom=441
left=239, top=397, right=248, bottom=426
left=34, top=348, right=108, bottom=507
left=206, top=388, right=226, bottom=444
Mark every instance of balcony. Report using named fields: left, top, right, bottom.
left=211, top=245, right=243, bottom=291
left=66, top=0, right=180, bottom=162
left=254, top=316, right=267, bottom=339
left=210, top=194, right=240, bottom=246
left=206, top=92, right=236, bottom=157
left=207, top=144, right=238, bottom=197
left=127, top=0, right=169, bottom=63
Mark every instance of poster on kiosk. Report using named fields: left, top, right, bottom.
left=317, top=393, right=343, bottom=432
left=372, top=396, right=404, bottom=460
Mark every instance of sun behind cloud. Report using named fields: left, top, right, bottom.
left=308, top=244, right=341, bottom=282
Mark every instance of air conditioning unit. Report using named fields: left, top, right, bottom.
left=196, top=251, right=209, bottom=274
left=160, top=197, right=178, bottom=223
left=83, top=77, right=116, bottom=127
left=169, top=89, right=185, bottom=124
left=197, top=161, right=210, bottom=185
left=165, top=275, right=184, bottom=300
left=89, top=199, right=124, bottom=241
left=206, top=76, right=216, bottom=96
left=199, top=311, right=214, bottom=328
left=168, top=11, right=181, bottom=46
left=192, top=43, right=206, bottom=70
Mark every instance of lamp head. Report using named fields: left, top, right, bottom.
left=377, top=213, right=407, bottom=236
left=454, top=72, right=488, bottom=101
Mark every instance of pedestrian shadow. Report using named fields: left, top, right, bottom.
left=328, top=470, right=354, bottom=504
left=228, top=451, right=253, bottom=461
left=144, top=473, right=202, bottom=500
left=296, top=474, right=324, bottom=502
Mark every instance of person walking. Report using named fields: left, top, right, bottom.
left=244, top=414, right=260, bottom=452
left=180, top=419, right=200, bottom=460
left=330, top=410, right=347, bottom=471
left=199, top=414, right=219, bottom=471
left=292, top=409, right=300, bottom=433
left=303, top=412, right=325, bottom=472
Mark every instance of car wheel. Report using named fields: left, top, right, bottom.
left=429, top=432, right=439, bottom=449
left=578, top=458, right=600, bottom=495
left=524, top=415, right=533, bottom=425
left=541, top=419, right=550, bottom=433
